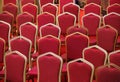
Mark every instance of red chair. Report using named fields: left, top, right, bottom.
left=87, top=0, right=101, bottom=5
left=41, top=3, right=58, bottom=20
left=4, top=51, right=27, bottom=82
left=83, top=45, right=108, bottom=69
left=9, top=36, right=32, bottom=68
left=22, top=3, right=38, bottom=23
left=82, top=13, right=101, bottom=45
left=63, top=3, right=80, bottom=24
left=32, top=35, right=61, bottom=59
left=109, top=0, right=120, bottom=5
left=20, top=0, right=35, bottom=6
left=107, top=3, right=120, bottom=14
left=0, top=21, right=11, bottom=51
left=19, top=22, right=37, bottom=53
left=37, top=12, right=55, bottom=35
left=67, top=25, right=88, bottom=35
left=3, top=3, right=18, bottom=22
left=96, top=63, right=120, bottom=82
left=3, top=0, right=17, bottom=5
left=108, top=50, right=120, bottom=66
left=39, top=23, right=61, bottom=38
left=67, top=58, right=94, bottom=82
left=84, top=3, right=101, bottom=16
left=103, top=12, right=120, bottom=45
left=16, top=12, right=34, bottom=34
left=59, top=0, right=74, bottom=13
left=97, top=25, right=118, bottom=53
left=37, top=52, right=63, bottom=82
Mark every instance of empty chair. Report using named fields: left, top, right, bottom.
left=20, top=0, right=35, bottom=6
left=97, top=25, right=118, bottom=53
left=19, top=22, right=37, bottom=53
left=96, top=63, right=120, bottom=82
left=67, top=58, right=94, bottom=82
left=87, top=0, right=101, bottom=5
left=84, top=3, right=101, bottom=16
left=82, top=13, right=101, bottom=45
left=63, top=3, right=80, bottom=24
left=4, top=51, right=27, bottom=82
left=107, top=3, right=120, bottom=14
left=22, top=3, right=38, bottom=23
left=39, top=23, right=61, bottom=38
left=3, top=0, right=17, bottom=5
left=109, top=0, right=120, bottom=5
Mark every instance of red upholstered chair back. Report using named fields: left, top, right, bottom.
left=97, top=25, right=118, bottom=52
left=57, top=12, right=76, bottom=36
left=3, top=3, right=18, bottom=22
left=3, top=0, right=17, bottom=5
left=96, top=64, right=120, bottom=82
left=37, top=52, right=63, bottom=82
left=37, top=12, right=55, bottom=35
left=67, top=25, right=88, bottom=35
left=108, top=50, right=120, bottom=67
left=59, top=0, right=74, bottom=13
left=20, top=0, right=35, bottom=6
left=67, top=58, right=94, bottom=82
left=20, top=22, right=37, bottom=53
left=0, top=21, right=11, bottom=49
left=22, top=3, right=38, bottom=23
left=87, top=0, right=101, bottom=5
left=39, top=23, right=61, bottom=38
left=103, top=12, right=120, bottom=35
left=82, top=13, right=101, bottom=36
left=4, top=51, right=27, bottom=82
left=107, top=3, right=120, bottom=14
left=63, top=3, right=80, bottom=24
left=38, top=35, right=61, bottom=55
left=83, top=45, right=108, bottom=69
left=109, top=0, right=120, bottom=5
left=10, top=36, right=32, bottom=67
left=42, top=3, right=58, bottom=19
left=66, top=32, right=89, bottom=60
left=84, top=3, right=101, bottom=15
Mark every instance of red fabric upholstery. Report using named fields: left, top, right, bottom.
left=67, top=25, right=88, bottom=35
left=63, top=3, right=80, bottom=23
left=107, top=3, right=120, bottom=14
left=3, top=0, right=17, bottom=5
left=3, top=3, right=18, bottom=22
left=96, top=64, right=120, bottom=82
left=87, top=0, right=101, bottom=5
left=22, top=3, right=38, bottom=23
left=97, top=25, right=118, bottom=52
left=59, top=0, right=74, bottom=13
left=67, top=58, right=94, bottom=82
left=21, top=0, right=35, bottom=6
left=5, top=51, right=27, bottom=82
left=84, top=3, right=101, bottom=15
left=40, top=23, right=61, bottom=38
left=37, top=52, right=62, bottom=82
left=109, top=0, right=120, bottom=5
left=66, top=32, right=89, bottom=60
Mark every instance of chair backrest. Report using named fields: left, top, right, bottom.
left=20, top=0, right=35, bottom=6
left=96, top=64, right=120, bottom=82
left=59, top=0, right=74, bottom=13
left=84, top=3, right=101, bottom=16
left=109, top=0, right=120, bottom=5
left=22, top=3, right=38, bottom=23
left=41, top=3, right=58, bottom=19
left=67, top=25, right=88, bottom=35
left=82, top=13, right=101, bottom=36
left=107, top=3, right=120, bottom=14
left=67, top=58, right=94, bottom=82
left=3, top=3, right=18, bottom=22
left=97, top=25, right=118, bottom=52
left=3, top=0, right=17, bottom=5
left=20, top=22, right=37, bottom=53
left=37, top=12, right=55, bottom=35
left=57, top=12, right=76, bottom=36
left=0, top=21, right=11, bottom=48
left=63, top=3, right=80, bottom=24
left=83, top=45, right=108, bottom=69
left=108, top=50, right=120, bottom=66
left=37, top=52, right=63, bottom=82
left=39, top=23, right=61, bottom=38
left=66, top=32, right=89, bottom=61
left=87, top=0, right=101, bottom=5
left=103, top=12, right=120, bottom=35
left=4, top=51, right=27, bottom=82
left=38, top=35, right=61, bottom=55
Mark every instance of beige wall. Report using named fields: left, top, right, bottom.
left=0, top=0, right=2, bottom=13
